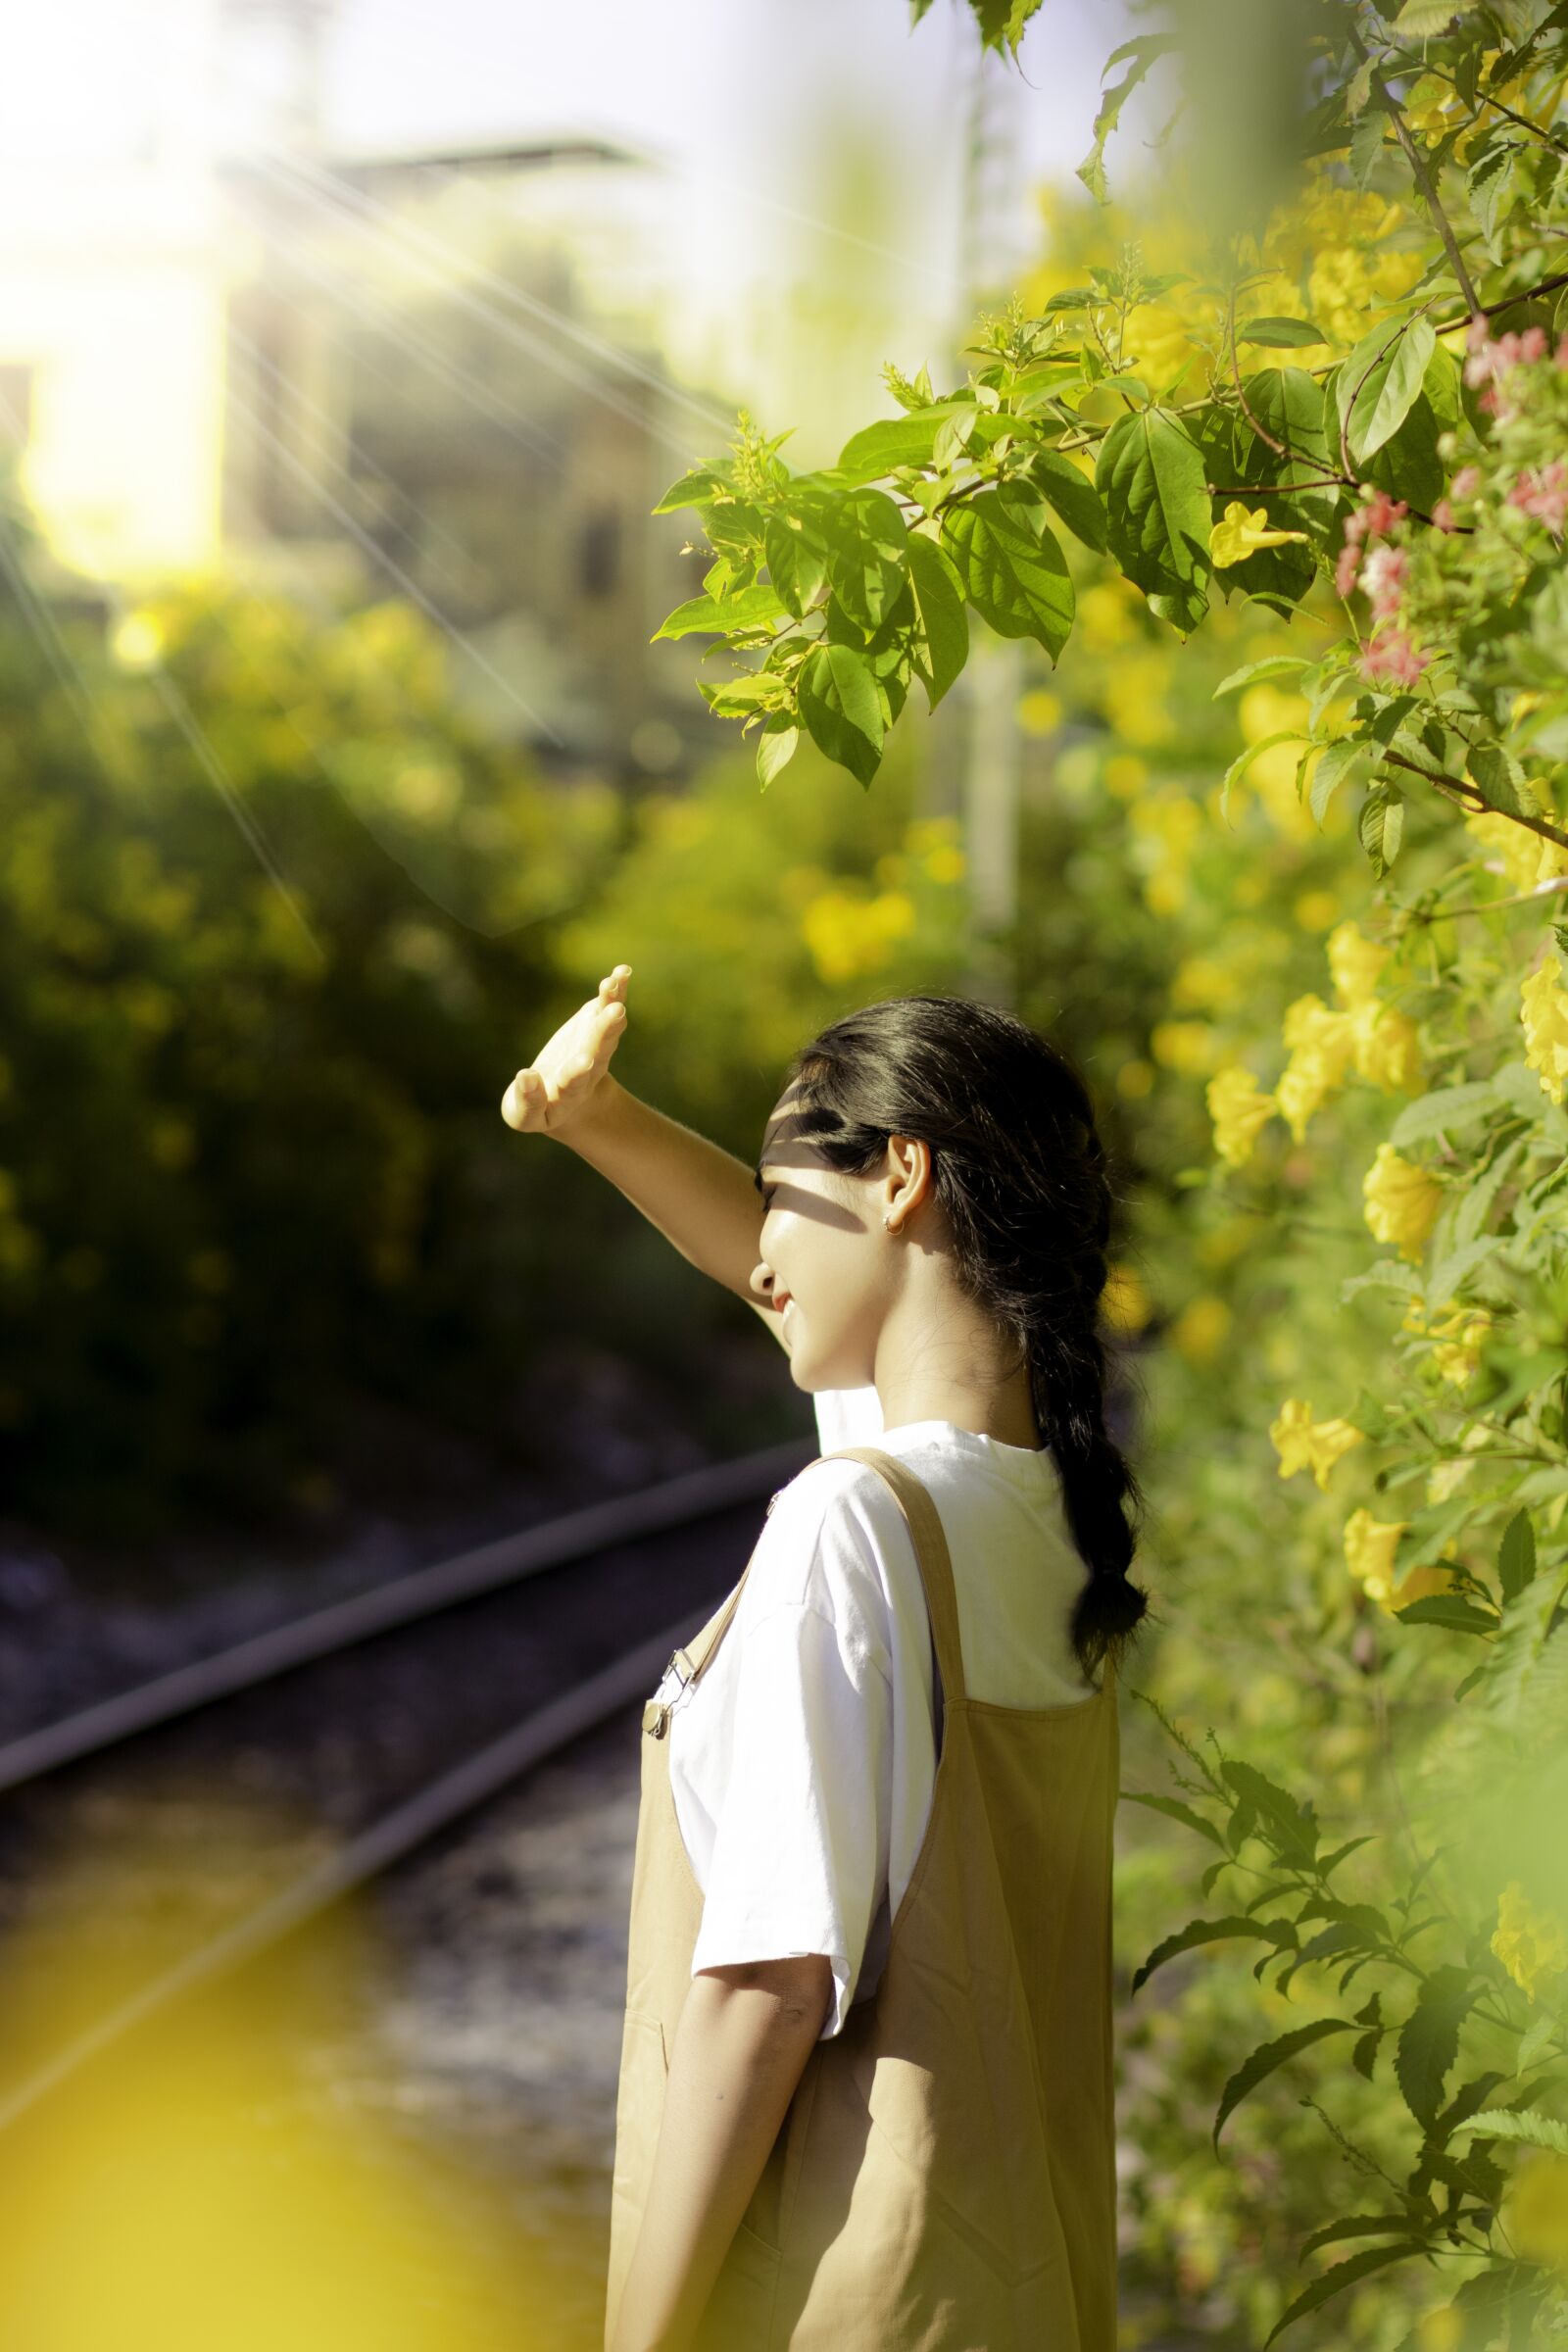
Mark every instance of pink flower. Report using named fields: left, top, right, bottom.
left=1451, top=466, right=1481, bottom=499
left=1555, top=332, right=1568, bottom=372
left=1508, top=461, right=1568, bottom=535
left=1430, top=499, right=1455, bottom=533
left=1520, top=326, right=1548, bottom=364
left=1364, top=492, right=1409, bottom=537
left=1359, top=629, right=1432, bottom=687
left=1467, top=313, right=1491, bottom=353
left=1360, top=543, right=1408, bottom=616
left=1335, top=543, right=1361, bottom=597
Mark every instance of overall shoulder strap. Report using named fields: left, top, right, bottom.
left=820, top=1446, right=967, bottom=1704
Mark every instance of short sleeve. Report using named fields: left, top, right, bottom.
left=688, top=1596, right=894, bottom=2041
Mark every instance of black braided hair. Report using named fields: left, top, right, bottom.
left=771, top=993, right=1152, bottom=1686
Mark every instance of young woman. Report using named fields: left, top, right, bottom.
left=501, top=965, right=1150, bottom=2352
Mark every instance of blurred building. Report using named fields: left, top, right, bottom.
left=0, top=0, right=719, bottom=777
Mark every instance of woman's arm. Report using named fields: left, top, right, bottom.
left=608, top=1954, right=833, bottom=2352
left=501, top=968, right=786, bottom=1348
left=558, top=1074, right=773, bottom=1314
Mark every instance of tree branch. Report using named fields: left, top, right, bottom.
left=1348, top=26, right=1482, bottom=317
left=1379, top=750, right=1568, bottom=854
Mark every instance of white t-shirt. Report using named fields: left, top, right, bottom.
left=649, top=1385, right=1097, bottom=2041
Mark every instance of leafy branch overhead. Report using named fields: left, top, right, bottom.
left=652, top=0, right=1568, bottom=901
left=652, top=5, right=1568, bottom=2339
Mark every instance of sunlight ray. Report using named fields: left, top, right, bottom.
left=250, top=142, right=732, bottom=443
left=220, top=367, right=565, bottom=748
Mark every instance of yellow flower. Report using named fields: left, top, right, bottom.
left=1169, top=1294, right=1232, bottom=1366
left=1294, top=888, right=1340, bottom=932
left=1116, top=1057, right=1155, bottom=1100
left=1501, top=2154, right=1568, bottom=2283
left=1429, top=1304, right=1493, bottom=1387
left=1207, top=1064, right=1277, bottom=1167
left=1151, top=1019, right=1220, bottom=1076
left=1016, top=689, right=1062, bottom=736
left=1463, top=777, right=1568, bottom=890
left=1275, top=994, right=1356, bottom=1141
left=1491, top=1880, right=1568, bottom=2003
left=1362, top=1143, right=1443, bottom=1262
left=1326, top=919, right=1389, bottom=1008
left=1344, top=1513, right=1454, bottom=1614
left=1521, top=958, right=1568, bottom=1104
left=1100, top=1260, right=1152, bottom=1333
left=1271, top=1397, right=1366, bottom=1490
left=1349, top=999, right=1423, bottom=1093
left=1415, top=2306, right=1464, bottom=2352
left=1344, top=1507, right=1407, bottom=1608
left=1103, top=754, right=1147, bottom=801
left=1171, top=955, right=1247, bottom=1013
left=800, top=887, right=917, bottom=984
left=1210, top=503, right=1309, bottom=568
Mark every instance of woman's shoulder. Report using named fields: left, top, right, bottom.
left=748, top=1432, right=917, bottom=1635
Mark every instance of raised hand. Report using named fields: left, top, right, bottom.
left=500, top=965, right=632, bottom=1136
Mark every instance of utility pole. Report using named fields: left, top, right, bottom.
left=956, top=27, right=1026, bottom=1012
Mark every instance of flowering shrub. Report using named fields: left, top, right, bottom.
left=658, top=2, right=1568, bottom=2341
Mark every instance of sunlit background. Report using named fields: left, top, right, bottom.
left=11, top=3, right=1550, bottom=2346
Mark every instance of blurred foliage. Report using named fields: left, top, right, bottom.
left=0, top=539, right=633, bottom=1544
left=652, top=5, right=1568, bottom=2346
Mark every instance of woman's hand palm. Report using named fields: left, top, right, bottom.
left=501, top=966, right=630, bottom=1134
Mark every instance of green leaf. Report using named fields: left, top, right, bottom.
left=1213, top=656, right=1308, bottom=696
left=1131, top=1914, right=1294, bottom=1997
left=1468, top=143, right=1519, bottom=262
left=905, top=532, right=969, bottom=710
left=1364, top=395, right=1443, bottom=513
left=652, top=466, right=726, bottom=515
left=1497, top=1507, right=1536, bottom=1603
left=1341, top=316, right=1438, bottom=466
left=1309, top=738, right=1368, bottom=826
left=1233, top=368, right=1342, bottom=559
left=1395, top=0, right=1475, bottom=33
left=1348, top=106, right=1386, bottom=190
left=1468, top=741, right=1532, bottom=820
left=1299, top=2214, right=1433, bottom=2260
left=1219, top=729, right=1304, bottom=826
left=1262, top=2242, right=1431, bottom=2349
left=1214, top=2018, right=1360, bottom=2150
left=1026, top=449, right=1109, bottom=552
left=820, top=487, right=910, bottom=637
left=763, top=513, right=829, bottom=619
left=1396, top=1966, right=1478, bottom=2131
left=1119, top=1790, right=1229, bottom=1851
left=1358, top=784, right=1404, bottom=879
left=1220, top=1760, right=1320, bottom=1869
left=833, top=408, right=963, bottom=487
left=1391, top=1594, right=1500, bottom=1635
left=654, top=582, right=789, bottom=641
left=1459, top=2108, right=1568, bottom=2156
left=942, top=493, right=1075, bottom=660
left=797, top=642, right=885, bottom=786
left=1076, top=35, right=1178, bottom=204
left=1238, top=317, right=1325, bottom=347
left=755, top=719, right=799, bottom=790
left=1389, top=1080, right=1501, bottom=1148
left=1096, top=408, right=1211, bottom=636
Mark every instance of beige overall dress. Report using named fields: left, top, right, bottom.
left=605, top=1444, right=1120, bottom=2352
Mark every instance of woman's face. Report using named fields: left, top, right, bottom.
left=749, top=1080, right=901, bottom=1393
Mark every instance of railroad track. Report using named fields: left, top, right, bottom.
left=0, top=1435, right=818, bottom=2131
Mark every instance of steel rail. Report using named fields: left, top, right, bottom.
left=0, top=1438, right=816, bottom=1797
left=0, top=1599, right=724, bottom=2132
